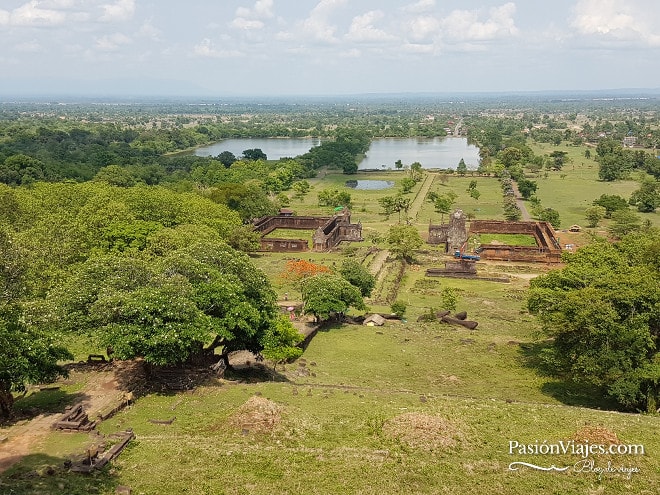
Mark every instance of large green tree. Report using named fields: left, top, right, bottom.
left=528, top=232, right=660, bottom=412
left=386, top=224, right=423, bottom=262
left=0, top=227, right=71, bottom=417
left=301, top=274, right=365, bottom=321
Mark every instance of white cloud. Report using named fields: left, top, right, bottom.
left=10, top=1, right=66, bottom=26
left=402, top=0, right=436, bottom=15
left=236, top=0, right=274, bottom=19
left=100, top=0, right=135, bottom=22
left=138, top=20, right=161, bottom=41
left=231, top=17, right=265, bottom=30
left=346, top=10, right=395, bottom=42
left=297, top=0, right=348, bottom=43
left=404, top=16, right=440, bottom=43
left=232, top=0, right=273, bottom=30
left=192, top=38, right=242, bottom=58
left=95, top=32, right=131, bottom=51
left=440, top=2, right=518, bottom=43
left=570, top=0, right=660, bottom=46
left=0, top=10, right=10, bottom=25
left=402, top=42, right=435, bottom=54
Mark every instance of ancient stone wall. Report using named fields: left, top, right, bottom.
left=428, top=209, right=468, bottom=252
left=255, top=209, right=362, bottom=252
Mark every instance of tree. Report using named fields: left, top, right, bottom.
left=593, top=194, right=629, bottom=218
left=629, top=179, right=660, bottom=213
left=292, top=180, right=311, bottom=201
left=0, top=227, right=72, bottom=417
left=549, top=150, right=568, bottom=170
left=390, top=301, right=407, bottom=318
left=318, top=189, right=352, bottom=209
left=440, top=287, right=459, bottom=312
left=498, top=147, right=523, bottom=168
left=93, top=165, right=136, bottom=187
left=216, top=151, right=237, bottom=167
left=585, top=205, right=606, bottom=228
left=527, top=233, right=660, bottom=411
left=0, top=312, right=72, bottom=417
left=209, top=183, right=278, bottom=222
left=608, top=209, right=642, bottom=238
left=338, top=259, right=376, bottom=297
left=227, top=225, right=262, bottom=253
left=242, top=148, right=267, bottom=161
left=400, top=177, right=416, bottom=194
left=456, top=158, right=468, bottom=176
left=386, top=224, right=423, bottom=262
left=378, top=194, right=410, bottom=223
left=538, top=208, right=561, bottom=228
left=434, top=193, right=456, bottom=223
left=301, top=274, right=365, bottom=321
left=584, top=149, right=591, bottom=159
left=281, top=259, right=331, bottom=285
left=44, top=241, right=295, bottom=369
left=517, top=179, right=538, bottom=200
left=260, top=315, right=303, bottom=364
left=395, top=159, right=403, bottom=170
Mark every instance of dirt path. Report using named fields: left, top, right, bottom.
left=408, top=172, right=435, bottom=220
left=511, top=181, right=531, bottom=221
left=0, top=364, right=134, bottom=474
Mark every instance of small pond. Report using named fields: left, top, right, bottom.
left=345, top=180, right=395, bottom=190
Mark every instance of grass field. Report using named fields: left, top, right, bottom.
left=2, top=142, right=659, bottom=495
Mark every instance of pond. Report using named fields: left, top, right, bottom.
left=345, top=180, right=394, bottom=190
left=194, top=137, right=321, bottom=160
left=358, top=137, right=480, bottom=170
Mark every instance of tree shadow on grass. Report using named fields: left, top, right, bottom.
left=3, top=389, right=87, bottom=427
left=517, top=341, right=620, bottom=411
left=1, top=453, right=119, bottom=495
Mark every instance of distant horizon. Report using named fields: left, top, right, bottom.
left=2, top=87, right=660, bottom=103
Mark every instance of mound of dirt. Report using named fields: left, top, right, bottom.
left=230, top=396, right=282, bottom=433
left=571, top=425, right=620, bottom=445
left=383, top=413, right=463, bottom=451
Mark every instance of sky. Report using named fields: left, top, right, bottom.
left=1, top=0, right=659, bottom=97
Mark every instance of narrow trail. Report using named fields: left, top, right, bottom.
left=511, top=181, right=531, bottom=221
left=408, top=172, right=435, bottom=220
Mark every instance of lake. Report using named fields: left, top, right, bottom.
left=358, top=137, right=480, bottom=170
left=193, top=136, right=481, bottom=170
left=194, top=137, right=321, bottom=160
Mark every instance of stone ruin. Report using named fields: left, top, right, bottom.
left=253, top=208, right=362, bottom=252
left=469, top=220, right=562, bottom=263
left=427, top=209, right=469, bottom=253
left=428, top=210, right=563, bottom=263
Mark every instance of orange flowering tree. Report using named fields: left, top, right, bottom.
left=281, top=259, right=331, bottom=285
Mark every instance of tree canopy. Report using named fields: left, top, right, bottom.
left=527, top=231, right=660, bottom=412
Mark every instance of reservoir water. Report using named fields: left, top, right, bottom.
left=194, top=136, right=480, bottom=170
left=358, top=137, right=480, bottom=170
left=194, top=138, right=321, bottom=160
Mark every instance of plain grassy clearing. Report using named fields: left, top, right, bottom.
left=476, top=233, right=538, bottom=247
left=528, top=142, right=659, bottom=228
